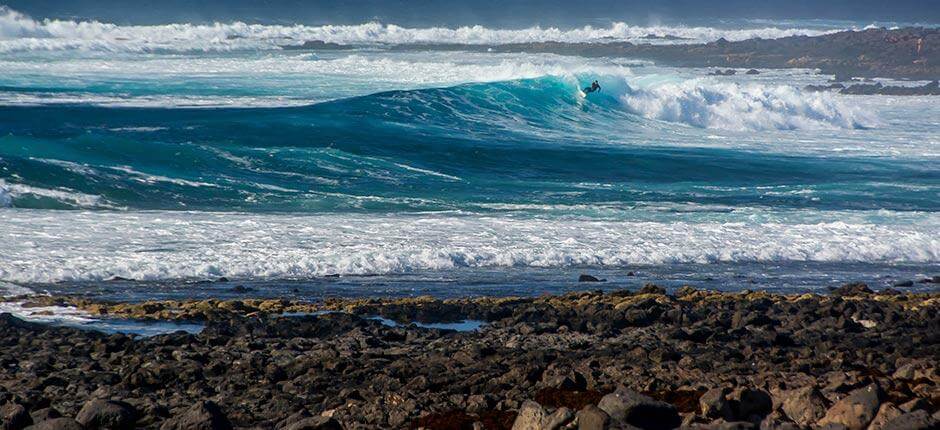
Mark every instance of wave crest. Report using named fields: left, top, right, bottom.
left=620, top=80, right=875, bottom=131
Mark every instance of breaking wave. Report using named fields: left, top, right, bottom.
left=0, top=6, right=841, bottom=53
left=0, top=211, right=937, bottom=283
left=621, top=80, right=876, bottom=131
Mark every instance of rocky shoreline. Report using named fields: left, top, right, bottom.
left=1, top=284, right=939, bottom=429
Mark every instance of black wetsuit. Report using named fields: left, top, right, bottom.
left=584, top=82, right=601, bottom=93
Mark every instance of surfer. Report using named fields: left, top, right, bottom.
left=583, top=80, right=601, bottom=94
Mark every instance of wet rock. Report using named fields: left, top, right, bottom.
left=746, top=69, right=760, bottom=75
left=598, top=386, right=680, bottom=430
left=709, top=69, right=737, bottom=76
left=578, top=275, right=605, bottom=283
left=777, top=386, right=828, bottom=427
left=893, top=280, right=915, bottom=288
left=831, top=283, right=873, bottom=296
left=1, top=403, right=32, bottom=430
left=22, top=419, right=84, bottom=430
left=817, top=384, right=881, bottom=430
left=159, top=401, right=232, bottom=430
left=638, top=283, right=666, bottom=295
left=75, top=399, right=138, bottom=430
left=576, top=405, right=609, bottom=430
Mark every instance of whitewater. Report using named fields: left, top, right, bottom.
left=0, top=6, right=938, bottom=299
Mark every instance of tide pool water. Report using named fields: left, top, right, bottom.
left=0, top=8, right=938, bottom=305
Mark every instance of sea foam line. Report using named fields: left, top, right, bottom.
left=0, top=211, right=936, bottom=283
left=0, top=6, right=841, bottom=53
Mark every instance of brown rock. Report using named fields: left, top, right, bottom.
left=817, top=384, right=881, bottom=430
left=868, top=403, right=903, bottom=430
left=576, top=405, right=609, bottom=430
left=778, top=386, right=828, bottom=427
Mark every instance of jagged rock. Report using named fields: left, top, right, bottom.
left=598, top=386, right=680, bottom=430
left=578, top=275, right=605, bottom=283
left=778, top=386, right=828, bottom=427
left=869, top=403, right=904, bottom=430
left=543, top=408, right=574, bottom=430
left=75, top=400, right=137, bottom=430
left=817, top=384, right=881, bottom=430
left=159, top=401, right=232, bottom=430
left=700, top=388, right=733, bottom=419
left=512, top=401, right=548, bottom=430
left=576, top=405, right=609, bottom=430
left=22, top=419, right=84, bottom=430
left=1, top=403, right=32, bottom=430
left=882, top=410, right=938, bottom=430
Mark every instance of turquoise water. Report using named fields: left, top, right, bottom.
left=0, top=13, right=938, bottom=298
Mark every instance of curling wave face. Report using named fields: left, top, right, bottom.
left=0, top=75, right=925, bottom=214
left=0, top=5, right=845, bottom=53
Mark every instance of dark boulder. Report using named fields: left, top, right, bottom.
left=578, top=275, right=605, bottom=283
left=159, top=401, right=232, bottom=430
left=597, top=386, right=680, bottom=430
left=638, top=283, right=666, bottom=295
left=1, top=403, right=32, bottom=430
left=831, top=282, right=873, bottom=297
left=75, top=399, right=138, bottom=430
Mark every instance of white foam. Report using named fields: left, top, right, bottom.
left=0, top=281, right=31, bottom=297
left=0, top=210, right=936, bottom=283
left=107, top=166, right=218, bottom=188
left=620, top=79, right=877, bottom=131
left=0, top=6, right=841, bottom=53
left=0, top=179, right=115, bottom=209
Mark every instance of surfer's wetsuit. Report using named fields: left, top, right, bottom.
left=584, top=81, right=601, bottom=93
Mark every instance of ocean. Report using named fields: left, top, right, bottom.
left=1, top=8, right=938, bottom=305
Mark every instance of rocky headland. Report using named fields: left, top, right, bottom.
left=1, top=285, right=938, bottom=429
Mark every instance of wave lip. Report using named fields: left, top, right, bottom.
left=620, top=80, right=877, bottom=131
left=0, top=6, right=841, bottom=53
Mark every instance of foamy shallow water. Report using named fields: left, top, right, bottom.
left=1, top=209, right=937, bottom=285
